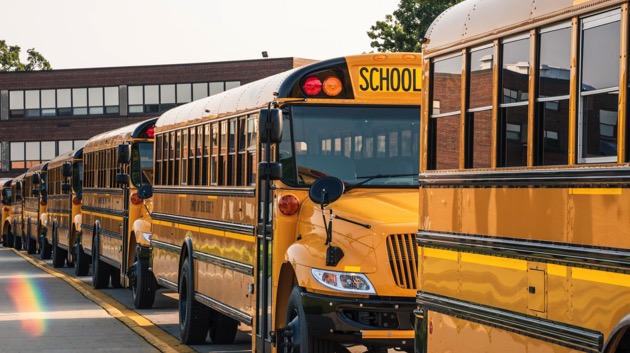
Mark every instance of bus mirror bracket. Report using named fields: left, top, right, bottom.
left=308, top=177, right=345, bottom=266
left=118, top=144, right=131, bottom=164
left=62, top=162, right=72, bottom=177
left=116, top=173, right=130, bottom=186
left=258, top=162, right=282, bottom=180
left=32, top=189, right=39, bottom=197
left=259, top=108, right=283, bottom=144
left=32, top=173, right=40, bottom=185
left=62, top=183, right=72, bottom=193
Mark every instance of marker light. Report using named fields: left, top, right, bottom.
left=145, top=126, right=155, bottom=138
left=303, top=76, right=322, bottom=96
left=72, top=196, right=82, bottom=206
left=278, top=194, right=299, bottom=216
left=323, top=76, right=343, bottom=97
left=40, top=200, right=47, bottom=207
left=130, top=193, right=143, bottom=205
left=312, top=268, right=376, bottom=294
left=3, top=207, right=9, bottom=212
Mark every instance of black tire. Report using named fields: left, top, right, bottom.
left=51, top=230, right=66, bottom=268
left=13, top=230, right=22, bottom=251
left=41, top=232, right=52, bottom=260
left=110, top=268, right=122, bottom=288
left=26, top=232, right=36, bottom=255
left=74, top=241, right=90, bottom=276
left=92, top=233, right=110, bottom=289
left=1, top=227, right=6, bottom=247
left=208, top=311, right=238, bottom=344
left=284, top=286, right=349, bottom=353
left=131, top=250, right=156, bottom=309
left=5, top=228, right=13, bottom=248
left=179, top=258, right=209, bottom=344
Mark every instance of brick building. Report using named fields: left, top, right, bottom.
left=0, top=57, right=315, bottom=177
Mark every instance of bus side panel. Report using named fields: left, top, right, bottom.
left=424, top=311, right=579, bottom=353
left=48, top=194, right=72, bottom=249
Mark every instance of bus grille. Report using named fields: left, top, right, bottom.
left=386, top=234, right=418, bottom=289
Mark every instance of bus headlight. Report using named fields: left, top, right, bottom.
left=141, top=232, right=152, bottom=243
left=311, top=269, right=376, bottom=295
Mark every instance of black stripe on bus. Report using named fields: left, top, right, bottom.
left=152, top=212, right=255, bottom=235
left=417, top=231, right=630, bottom=273
left=83, top=188, right=124, bottom=196
left=417, top=291, right=603, bottom=352
left=153, top=186, right=256, bottom=198
left=194, top=291, right=253, bottom=326
left=81, top=205, right=124, bottom=218
left=419, top=167, right=630, bottom=187
left=81, top=224, right=122, bottom=240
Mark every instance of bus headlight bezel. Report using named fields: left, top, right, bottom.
left=311, top=268, right=376, bottom=295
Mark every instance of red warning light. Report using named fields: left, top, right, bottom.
left=303, top=76, right=322, bottom=96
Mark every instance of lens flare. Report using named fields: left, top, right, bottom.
left=7, top=273, right=48, bottom=336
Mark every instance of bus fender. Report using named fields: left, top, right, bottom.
left=132, top=217, right=152, bottom=247
left=73, top=214, right=82, bottom=233
left=178, top=235, right=194, bottom=287
left=40, top=212, right=48, bottom=228
left=285, top=234, right=377, bottom=286
left=603, top=313, right=630, bottom=352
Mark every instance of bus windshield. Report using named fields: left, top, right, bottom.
left=280, top=105, right=419, bottom=187
left=131, top=142, right=154, bottom=186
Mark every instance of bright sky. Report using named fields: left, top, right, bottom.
left=3, top=0, right=400, bottom=70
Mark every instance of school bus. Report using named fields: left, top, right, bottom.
left=150, top=53, right=421, bottom=352
left=415, top=1, right=630, bottom=352
left=24, top=162, right=49, bottom=257
left=3, top=173, right=25, bottom=250
left=46, top=147, right=83, bottom=269
left=80, top=118, right=156, bottom=291
left=0, top=178, right=13, bottom=247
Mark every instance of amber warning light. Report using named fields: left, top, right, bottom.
left=302, top=75, right=343, bottom=98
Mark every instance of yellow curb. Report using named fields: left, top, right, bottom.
left=12, top=249, right=196, bottom=353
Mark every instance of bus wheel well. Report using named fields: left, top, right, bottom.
left=275, top=262, right=296, bottom=330
left=610, top=327, right=630, bottom=353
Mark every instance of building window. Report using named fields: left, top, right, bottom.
left=9, top=140, right=86, bottom=171
left=9, top=87, right=119, bottom=118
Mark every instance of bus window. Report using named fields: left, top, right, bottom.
left=131, top=142, right=154, bottom=186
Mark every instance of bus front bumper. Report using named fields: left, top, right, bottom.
left=300, top=291, right=416, bottom=349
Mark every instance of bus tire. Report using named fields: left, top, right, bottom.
left=208, top=311, right=238, bottom=344
left=27, top=233, right=36, bottom=255
left=5, top=228, right=13, bottom=248
left=41, top=233, right=52, bottom=260
left=179, top=257, right=209, bottom=344
left=74, top=243, right=90, bottom=276
left=14, top=231, right=22, bottom=251
left=285, top=286, right=349, bottom=353
left=2, top=227, right=7, bottom=247
left=110, top=268, right=122, bottom=288
left=52, top=230, right=65, bottom=268
left=92, top=233, right=110, bottom=289
left=132, top=251, right=156, bottom=309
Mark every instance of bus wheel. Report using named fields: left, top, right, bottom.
left=208, top=310, right=238, bottom=344
left=110, top=268, right=122, bottom=288
left=74, top=242, right=90, bottom=276
left=92, top=234, right=110, bottom=289
left=285, top=286, right=349, bottom=353
left=41, top=234, right=52, bottom=259
left=179, top=257, right=209, bottom=344
left=14, top=232, right=22, bottom=251
left=131, top=251, right=156, bottom=309
left=2, top=228, right=7, bottom=247
left=51, top=231, right=66, bottom=268
left=5, top=229, right=13, bottom=248
left=26, top=234, right=36, bottom=254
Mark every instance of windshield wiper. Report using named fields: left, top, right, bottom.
left=344, top=173, right=417, bottom=192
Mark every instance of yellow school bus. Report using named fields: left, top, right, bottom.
left=416, top=1, right=630, bottom=352
left=80, top=118, right=156, bottom=291
left=46, top=147, right=83, bottom=269
left=4, top=173, right=25, bottom=250
left=0, top=178, right=13, bottom=247
left=150, top=53, right=421, bottom=352
left=24, top=162, right=49, bottom=257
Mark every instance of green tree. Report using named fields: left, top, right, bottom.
left=0, top=40, right=52, bottom=71
left=368, top=0, right=464, bottom=53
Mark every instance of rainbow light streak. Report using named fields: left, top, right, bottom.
left=7, top=273, right=48, bottom=336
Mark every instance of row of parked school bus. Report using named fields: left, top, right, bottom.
left=5, top=1, right=630, bottom=352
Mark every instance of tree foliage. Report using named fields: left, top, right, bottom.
left=368, top=0, right=464, bottom=53
left=0, top=40, right=52, bottom=72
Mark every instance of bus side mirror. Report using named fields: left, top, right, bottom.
left=118, top=144, right=131, bottom=164
left=116, top=173, right=130, bottom=185
left=259, top=108, right=283, bottom=144
left=62, top=183, right=72, bottom=193
left=258, top=162, right=282, bottom=180
left=62, top=162, right=72, bottom=177
left=15, top=194, right=22, bottom=202
left=32, top=174, right=40, bottom=185
left=308, top=177, right=344, bottom=207
left=137, top=184, right=153, bottom=199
